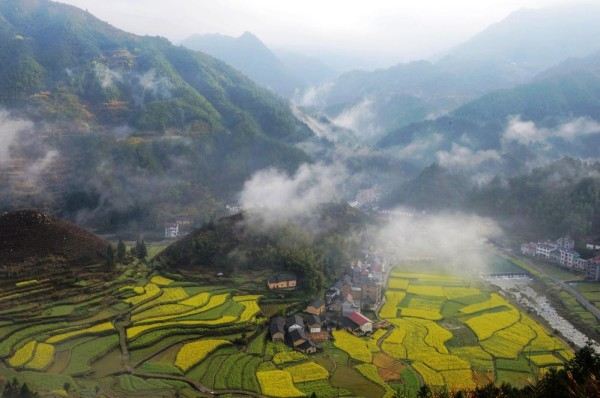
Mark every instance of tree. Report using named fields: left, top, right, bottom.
left=116, top=240, right=126, bottom=263
left=105, top=245, right=114, bottom=272
left=135, top=239, right=148, bottom=260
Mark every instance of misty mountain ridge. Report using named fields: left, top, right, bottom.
left=181, top=31, right=336, bottom=97
left=376, top=46, right=600, bottom=175
left=310, top=3, right=600, bottom=138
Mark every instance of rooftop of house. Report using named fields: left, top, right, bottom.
left=309, top=299, right=324, bottom=308
left=269, top=272, right=297, bottom=283
left=286, top=314, right=304, bottom=328
left=347, top=311, right=372, bottom=327
left=269, top=316, right=286, bottom=334
left=289, top=328, right=308, bottom=342
left=305, top=314, right=321, bottom=326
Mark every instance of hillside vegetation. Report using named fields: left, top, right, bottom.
left=0, top=0, right=312, bottom=234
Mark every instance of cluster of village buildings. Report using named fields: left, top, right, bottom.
left=521, top=236, right=600, bottom=281
left=268, top=252, right=388, bottom=354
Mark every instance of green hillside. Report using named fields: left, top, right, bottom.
left=0, top=0, right=313, bottom=233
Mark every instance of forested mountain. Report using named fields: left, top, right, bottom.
left=0, top=0, right=313, bottom=234
left=378, top=50, right=600, bottom=162
left=385, top=158, right=600, bottom=240
left=314, top=4, right=600, bottom=136
left=181, top=32, right=335, bottom=97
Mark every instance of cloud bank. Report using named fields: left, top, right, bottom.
left=238, top=162, right=347, bottom=225
left=373, top=209, right=502, bottom=274
left=502, top=116, right=600, bottom=146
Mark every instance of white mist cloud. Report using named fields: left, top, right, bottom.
left=392, top=133, right=444, bottom=160
left=239, top=162, right=347, bottom=225
left=502, top=115, right=600, bottom=146
left=94, top=62, right=123, bottom=89
left=374, top=209, right=502, bottom=274
left=0, top=110, right=33, bottom=163
left=25, top=150, right=58, bottom=183
left=293, top=83, right=333, bottom=108
left=436, top=143, right=501, bottom=169
left=332, top=98, right=381, bottom=142
left=138, top=69, right=173, bottom=99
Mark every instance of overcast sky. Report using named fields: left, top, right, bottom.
left=61, top=0, right=572, bottom=69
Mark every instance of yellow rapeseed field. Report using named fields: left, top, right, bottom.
left=400, top=308, right=442, bottom=320
left=464, top=307, right=520, bottom=340
left=150, top=275, right=174, bottom=286
left=46, top=321, right=114, bottom=344
left=411, top=319, right=453, bottom=354
left=180, top=292, right=210, bottom=307
left=443, top=287, right=481, bottom=300
left=388, top=278, right=409, bottom=290
left=332, top=330, right=372, bottom=363
left=441, top=369, right=476, bottom=390
left=480, top=321, right=535, bottom=359
left=460, top=293, right=507, bottom=315
left=8, top=341, right=37, bottom=368
left=256, top=370, right=305, bottom=397
left=412, top=361, right=444, bottom=386
left=175, top=339, right=231, bottom=371
left=528, top=354, right=563, bottom=367
left=407, top=285, right=446, bottom=297
left=127, top=315, right=237, bottom=339
left=521, top=315, right=567, bottom=352
left=131, top=304, right=194, bottom=322
left=380, top=291, right=406, bottom=319
left=273, top=351, right=307, bottom=365
left=135, top=293, right=230, bottom=324
left=125, top=283, right=161, bottom=305
left=26, top=342, right=55, bottom=370
left=285, top=362, right=329, bottom=383
left=237, top=299, right=261, bottom=322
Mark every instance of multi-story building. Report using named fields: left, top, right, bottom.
left=587, top=256, right=600, bottom=281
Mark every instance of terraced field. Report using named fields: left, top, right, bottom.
left=0, top=264, right=574, bottom=398
left=326, top=269, right=572, bottom=395
left=0, top=272, right=264, bottom=398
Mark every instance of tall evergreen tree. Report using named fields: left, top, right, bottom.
left=105, top=245, right=115, bottom=272
left=116, top=239, right=126, bottom=263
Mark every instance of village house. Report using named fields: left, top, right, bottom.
left=269, top=316, right=286, bottom=343
left=305, top=299, right=325, bottom=316
left=521, top=236, right=590, bottom=273
left=586, top=243, right=600, bottom=251
left=267, top=273, right=297, bottom=290
left=288, top=328, right=308, bottom=348
left=587, top=256, right=600, bottom=281
left=346, top=311, right=373, bottom=334
left=341, top=295, right=360, bottom=317
left=306, top=314, right=322, bottom=333
left=286, top=314, right=304, bottom=332
left=164, top=223, right=179, bottom=238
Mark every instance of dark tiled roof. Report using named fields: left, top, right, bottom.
left=309, top=298, right=324, bottom=308
left=305, top=314, right=321, bottom=326
left=289, top=328, right=307, bottom=342
left=286, top=314, right=304, bottom=329
left=269, top=316, right=285, bottom=335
